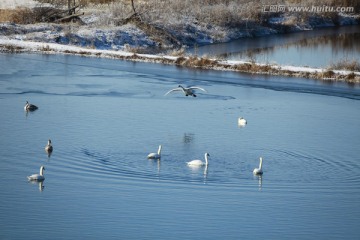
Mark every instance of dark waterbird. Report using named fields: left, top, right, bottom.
left=24, top=101, right=38, bottom=111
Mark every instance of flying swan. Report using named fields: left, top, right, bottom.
left=187, top=153, right=210, bottom=166
left=253, top=157, right=263, bottom=175
left=27, top=166, right=45, bottom=181
left=45, top=139, right=53, bottom=153
left=147, top=145, right=162, bottom=159
left=24, top=101, right=38, bottom=111
left=165, top=85, right=207, bottom=97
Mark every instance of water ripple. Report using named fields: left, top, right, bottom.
left=49, top=146, right=252, bottom=188
left=268, top=148, right=360, bottom=186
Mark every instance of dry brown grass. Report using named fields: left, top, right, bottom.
left=329, top=58, right=360, bottom=72
left=0, top=8, right=35, bottom=24
left=322, top=70, right=335, bottom=78
left=175, top=56, right=218, bottom=68
left=168, top=47, right=186, bottom=57
left=0, top=6, right=74, bottom=24
left=345, top=72, right=356, bottom=80
left=0, top=9, right=13, bottom=22
left=0, top=44, right=26, bottom=53
left=136, top=0, right=261, bottom=27
left=231, top=62, right=275, bottom=74
left=174, top=56, right=186, bottom=65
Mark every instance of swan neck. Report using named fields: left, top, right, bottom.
left=205, top=153, right=209, bottom=165
left=40, top=166, right=44, bottom=176
left=179, top=85, right=186, bottom=92
left=259, top=158, right=263, bottom=170
left=157, top=145, right=162, bottom=155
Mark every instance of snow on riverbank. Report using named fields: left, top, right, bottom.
left=1, top=37, right=359, bottom=83
left=0, top=23, right=157, bottom=51
left=1, top=1, right=359, bottom=83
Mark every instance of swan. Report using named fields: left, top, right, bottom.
left=147, top=145, right=162, bottom=159
left=45, top=139, right=53, bottom=153
left=27, top=166, right=45, bottom=181
left=253, top=157, right=263, bottom=175
left=165, top=85, right=207, bottom=97
left=24, top=101, right=38, bottom=111
left=238, top=117, right=247, bottom=126
left=187, top=153, right=210, bottom=166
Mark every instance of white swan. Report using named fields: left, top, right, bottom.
left=147, top=145, right=162, bottom=159
left=27, top=166, right=45, bottom=181
left=165, top=85, right=207, bottom=97
left=45, top=139, right=53, bottom=153
left=24, top=101, right=38, bottom=111
left=187, top=153, right=210, bottom=166
left=253, top=157, right=263, bottom=175
left=238, top=117, right=247, bottom=126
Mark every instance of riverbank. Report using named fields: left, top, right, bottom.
left=0, top=0, right=359, bottom=83
left=1, top=37, right=359, bottom=83
left=1, top=1, right=360, bottom=51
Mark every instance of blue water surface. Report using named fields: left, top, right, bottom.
left=0, top=53, right=359, bottom=239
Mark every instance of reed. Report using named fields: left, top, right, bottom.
left=0, top=8, right=35, bottom=24
left=329, top=58, right=360, bottom=72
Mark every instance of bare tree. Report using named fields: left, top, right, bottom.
left=131, top=0, right=136, bottom=14
left=68, top=0, right=76, bottom=15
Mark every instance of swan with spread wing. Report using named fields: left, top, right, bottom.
left=165, top=85, right=207, bottom=97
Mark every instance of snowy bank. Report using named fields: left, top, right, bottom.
left=0, top=23, right=157, bottom=52
left=1, top=1, right=359, bottom=83
left=1, top=38, right=359, bottom=83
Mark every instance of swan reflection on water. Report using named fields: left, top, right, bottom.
left=183, top=133, right=195, bottom=144
left=187, top=161, right=209, bottom=184
left=254, top=174, right=263, bottom=191
left=148, top=158, right=161, bottom=180
left=28, top=179, right=45, bottom=192
left=24, top=109, right=37, bottom=118
left=46, top=151, right=52, bottom=159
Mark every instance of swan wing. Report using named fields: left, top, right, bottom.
left=164, top=87, right=183, bottom=96
left=187, top=160, right=204, bottom=166
left=147, top=153, right=160, bottom=159
left=188, top=86, right=207, bottom=92
left=45, top=146, right=53, bottom=152
left=27, top=174, right=37, bottom=180
left=253, top=168, right=263, bottom=175
left=27, top=104, right=38, bottom=110
left=28, top=174, right=44, bottom=181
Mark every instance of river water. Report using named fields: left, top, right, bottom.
left=0, top=46, right=359, bottom=239
left=194, top=25, right=360, bottom=68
